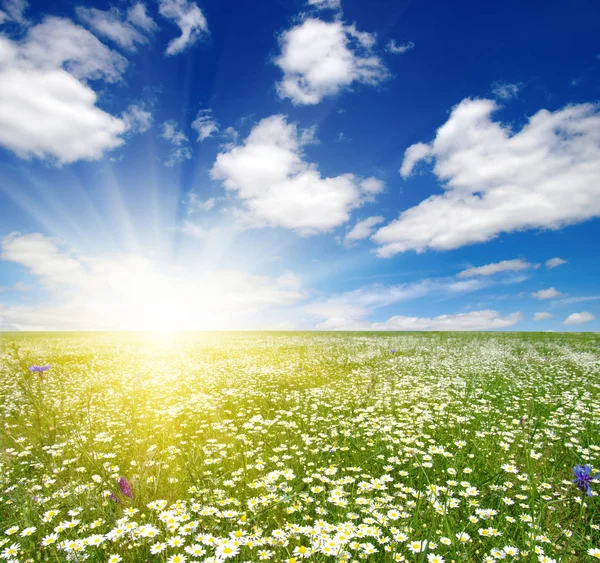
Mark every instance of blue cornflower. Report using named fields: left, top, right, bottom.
left=29, top=364, right=50, bottom=373
left=390, top=348, right=397, bottom=354
left=572, top=464, right=599, bottom=496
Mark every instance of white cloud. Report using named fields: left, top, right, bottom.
left=307, top=0, right=341, bottom=10
left=0, top=66, right=126, bottom=163
left=161, top=121, right=187, bottom=145
left=533, top=312, right=553, bottom=321
left=446, top=279, right=486, bottom=293
left=191, top=109, right=219, bottom=142
left=492, top=82, right=519, bottom=99
left=186, top=192, right=216, bottom=212
left=1, top=232, right=88, bottom=286
left=564, top=311, right=595, bottom=326
left=386, top=40, right=414, bottom=54
left=275, top=18, right=388, bottom=105
left=359, top=177, right=384, bottom=199
left=399, top=142, right=431, bottom=178
left=0, top=17, right=138, bottom=163
left=553, top=295, right=600, bottom=306
left=1, top=0, right=28, bottom=25
left=161, top=120, right=192, bottom=165
left=19, top=17, right=128, bottom=82
left=0, top=232, right=306, bottom=331
left=306, top=276, right=486, bottom=324
left=306, top=281, right=433, bottom=321
left=158, top=0, right=208, bottom=56
left=127, top=3, right=158, bottom=33
left=165, top=147, right=192, bottom=166
left=374, top=98, right=600, bottom=256
left=211, top=114, right=383, bottom=234
left=457, top=258, right=537, bottom=278
left=546, top=257, right=567, bottom=269
left=345, top=216, right=384, bottom=244
left=532, top=287, right=561, bottom=300
left=76, top=6, right=154, bottom=51
left=317, top=310, right=523, bottom=331
left=0, top=281, right=31, bottom=292
left=122, top=103, right=153, bottom=133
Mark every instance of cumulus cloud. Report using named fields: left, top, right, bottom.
left=211, top=114, right=383, bottom=234
left=386, top=40, right=414, bottom=54
left=158, top=0, right=208, bottom=55
left=18, top=17, right=128, bottom=82
left=564, top=311, right=595, bottom=326
left=76, top=5, right=156, bottom=51
left=457, top=259, right=537, bottom=278
left=0, top=232, right=306, bottom=331
left=0, top=17, right=139, bottom=163
left=532, top=287, right=562, bottom=300
left=399, top=142, right=431, bottom=178
left=275, top=18, right=388, bottom=105
left=374, top=98, right=600, bottom=256
left=344, top=216, right=384, bottom=244
left=546, top=257, right=567, bottom=269
left=533, top=312, right=553, bottom=321
left=161, top=120, right=192, bottom=165
left=317, top=310, right=523, bottom=331
left=191, top=109, right=219, bottom=142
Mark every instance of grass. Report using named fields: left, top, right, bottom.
left=0, top=331, right=599, bottom=563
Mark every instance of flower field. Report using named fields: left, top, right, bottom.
left=0, top=332, right=599, bottom=563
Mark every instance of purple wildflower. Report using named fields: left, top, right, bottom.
left=108, top=492, right=120, bottom=504
left=29, top=364, right=50, bottom=373
left=572, top=465, right=599, bottom=496
left=118, top=476, right=133, bottom=498
left=390, top=348, right=397, bottom=354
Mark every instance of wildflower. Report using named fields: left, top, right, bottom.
left=588, top=548, right=600, bottom=559
left=2, top=543, right=20, bottom=558
left=29, top=364, right=50, bottom=374
left=108, top=556, right=122, bottom=563
left=41, top=534, right=58, bottom=546
left=168, top=536, right=185, bottom=547
left=292, top=546, right=311, bottom=558
left=118, top=476, right=133, bottom=498
left=150, top=542, right=167, bottom=554
left=215, top=543, right=239, bottom=559
left=408, top=540, right=427, bottom=554
left=572, top=465, right=599, bottom=496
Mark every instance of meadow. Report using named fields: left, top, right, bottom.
left=0, top=331, right=599, bottom=563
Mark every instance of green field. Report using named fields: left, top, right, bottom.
left=0, top=332, right=599, bottom=563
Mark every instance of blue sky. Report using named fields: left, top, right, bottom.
left=0, top=0, right=598, bottom=331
